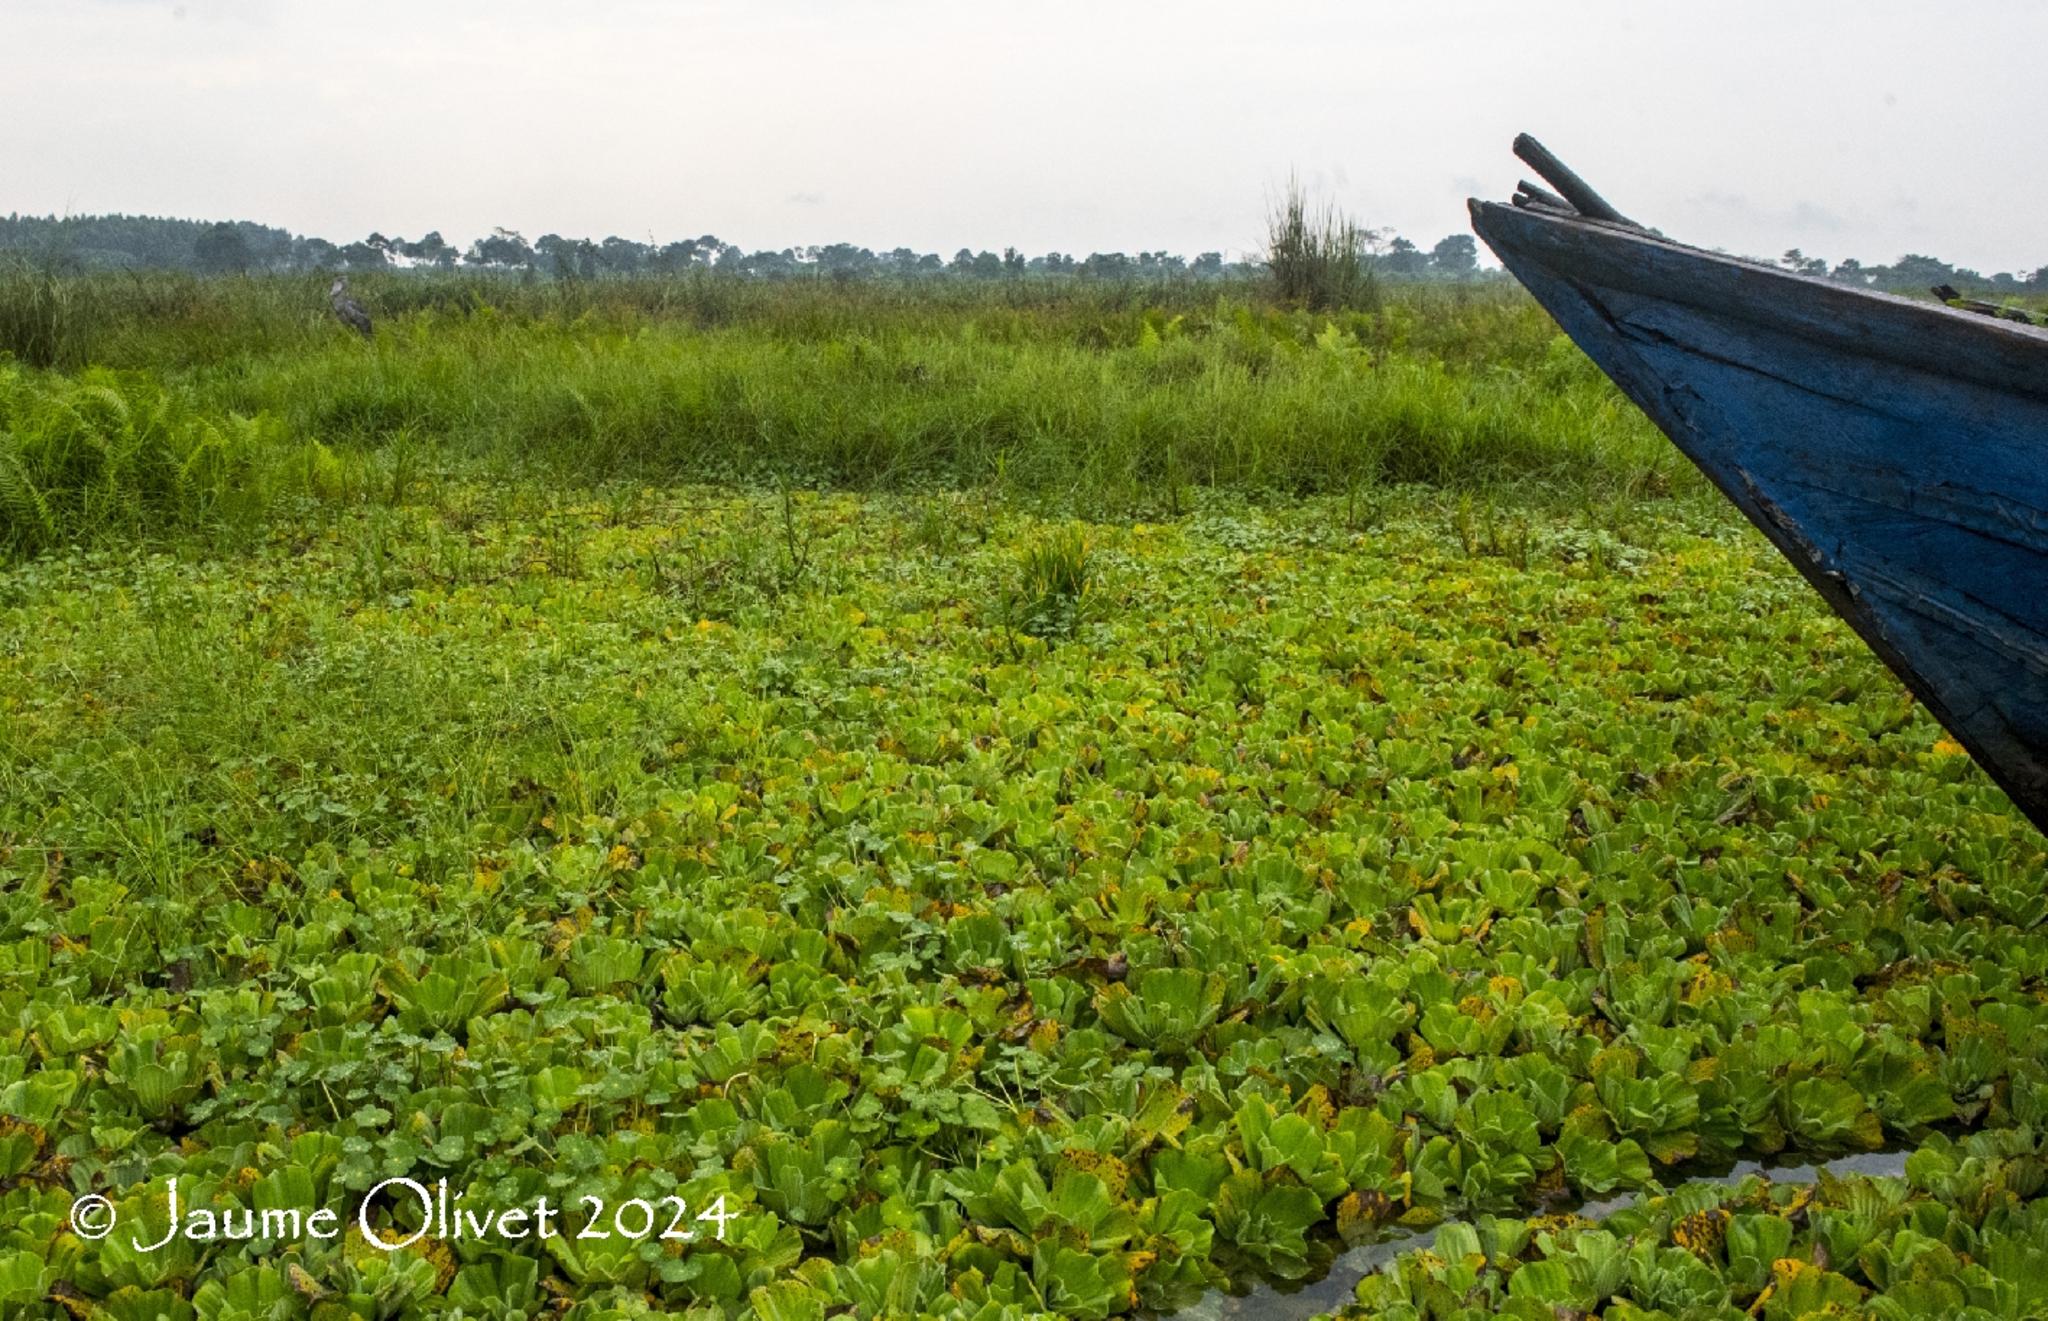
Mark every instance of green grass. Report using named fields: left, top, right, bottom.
left=211, top=308, right=1659, bottom=499
left=0, top=274, right=1685, bottom=562
left=0, top=487, right=2040, bottom=1319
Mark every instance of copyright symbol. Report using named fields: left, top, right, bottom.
left=70, top=1195, right=116, bottom=1240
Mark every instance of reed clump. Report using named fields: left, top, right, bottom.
left=1266, top=177, right=1380, bottom=312
left=0, top=258, right=104, bottom=370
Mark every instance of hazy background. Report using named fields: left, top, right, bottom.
left=4, top=0, right=2044, bottom=271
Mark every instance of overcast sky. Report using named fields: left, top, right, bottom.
left=4, top=0, right=2044, bottom=273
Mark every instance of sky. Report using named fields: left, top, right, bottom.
left=4, top=0, right=2045, bottom=274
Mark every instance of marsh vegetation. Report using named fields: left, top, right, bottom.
left=0, top=258, right=2041, bottom=1320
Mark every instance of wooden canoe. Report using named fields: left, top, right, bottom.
left=1470, top=138, right=2048, bottom=833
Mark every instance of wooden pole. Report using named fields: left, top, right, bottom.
left=1512, top=135, right=1637, bottom=228
left=1514, top=180, right=1573, bottom=212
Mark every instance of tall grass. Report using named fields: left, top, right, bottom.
left=1267, top=177, right=1379, bottom=312
left=0, top=269, right=1691, bottom=560
left=197, top=296, right=1674, bottom=504
left=0, top=258, right=104, bottom=370
left=10, top=268, right=1270, bottom=370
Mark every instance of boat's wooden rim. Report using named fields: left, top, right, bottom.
left=1471, top=163, right=2048, bottom=832
left=1470, top=198, right=2048, bottom=406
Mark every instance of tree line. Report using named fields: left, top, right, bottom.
left=1771, top=247, right=2046, bottom=295
left=0, top=213, right=1493, bottom=282
left=3, top=212, right=2042, bottom=294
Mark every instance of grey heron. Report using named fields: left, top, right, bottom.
left=328, top=277, right=373, bottom=338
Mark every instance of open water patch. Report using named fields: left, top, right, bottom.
left=1163, top=1148, right=1912, bottom=1320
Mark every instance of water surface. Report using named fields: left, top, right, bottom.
left=1164, top=1148, right=1912, bottom=1320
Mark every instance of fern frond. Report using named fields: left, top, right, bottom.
left=0, top=433, right=56, bottom=554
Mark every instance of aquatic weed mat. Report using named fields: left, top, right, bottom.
left=1309, top=1149, right=2048, bottom=1320
left=0, top=487, right=2039, bottom=1319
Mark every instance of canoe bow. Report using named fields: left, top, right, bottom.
left=1471, top=141, right=2048, bottom=832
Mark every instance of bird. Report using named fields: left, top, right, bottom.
left=328, top=276, right=373, bottom=338
left=1931, top=283, right=2035, bottom=324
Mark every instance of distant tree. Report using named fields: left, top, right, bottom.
left=648, top=239, right=699, bottom=273
left=2028, top=266, right=2048, bottom=291
left=1192, top=252, right=1223, bottom=276
left=338, top=239, right=388, bottom=271
left=468, top=228, right=533, bottom=270
left=1002, top=246, right=1025, bottom=275
left=1883, top=254, right=1957, bottom=289
left=1829, top=257, right=1867, bottom=285
left=739, top=248, right=796, bottom=276
left=193, top=221, right=250, bottom=273
left=1080, top=252, right=1132, bottom=279
left=400, top=231, right=457, bottom=268
left=290, top=236, right=339, bottom=269
left=597, top=237, right=649, bottom=275
left=1779, top=248, right=1827, bottom=277
left=535, top=234, right=599, bottom=279
left=1429, top=234, right=1477, bottom=276
left=1380, top=236, right=1428, bottom=276
left=878, top=247, right=922, bottom=276
left=243, top=225, right=294, bottom=269
left=816, top=243, right=874, bottom=278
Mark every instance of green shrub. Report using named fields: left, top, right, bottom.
left=0, top=364, right=281, bottom=556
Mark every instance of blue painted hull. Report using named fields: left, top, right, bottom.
left=1471, top=199, right=2048, bottom=832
